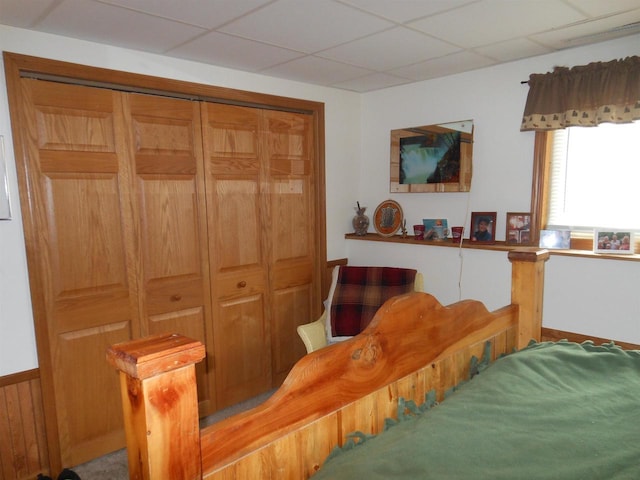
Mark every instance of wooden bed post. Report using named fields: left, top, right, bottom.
left=508, top=248, right=550, bottom=349
left=106, top=333, right=205, bottom=480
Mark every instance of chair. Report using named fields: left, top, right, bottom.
left=297, top=266, right=424, bottom=354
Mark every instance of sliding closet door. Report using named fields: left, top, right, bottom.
left=201, top=102, right=272, bottom=408
left=16, top=82, right=217, bottom=466
left=123, top=93, right=216, bottom=415
left=202, top=103, right=319, bottom=403
left=6, top=52, right=326, bottom=473
left=263, top=110, right=317, bottom=384
left=18, top=79, right=139, bottom=466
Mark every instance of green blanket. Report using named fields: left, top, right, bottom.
left=313, top=341, right=640, bottom=479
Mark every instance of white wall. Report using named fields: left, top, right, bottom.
left=1, top=25, right=639, bottom=375
left=351, top=33, right=640, bottom=344
left=0, top=25, right=360, bottom=375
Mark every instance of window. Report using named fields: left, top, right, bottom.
left=533, top=121, right=640, bottom=252
left=546, top=121, right=640, bottom=231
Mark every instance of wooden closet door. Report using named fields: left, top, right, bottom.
left=18, top=79, right=138, bottom=466
left=123, top=93, right=215, bottom=415
left=201, top=103, right=272, bottom=408
left=263, top=110, right=317, bottom=384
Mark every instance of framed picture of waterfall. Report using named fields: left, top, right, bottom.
left=390, top=120, right=473, bottom=193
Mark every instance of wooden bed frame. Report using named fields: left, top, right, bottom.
left=106, top=248, right=549, bottom=479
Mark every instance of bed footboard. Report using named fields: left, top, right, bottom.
left=107, top=248, right=548, bottom=479
left=106, top=334, right=206, bottom=479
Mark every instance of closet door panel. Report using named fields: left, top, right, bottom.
left=31, top=92, right=116, bottom=152
left=212, top=178, right=261, bottom=270
left=137, top=177, right=203, bottom=293
left=264, top=110, right=316, bottom=383
left=271, top=284, right=312, bottom=378
left=57, top=322, right=130, bottom=463
left=202, top=102, right=271, bottom=408
left=20, top=79, right=138, bottom=466
left=126, top=93, right=214, bottom=412
left=45, top=174, right=132, bottom=331
left=271, top=178, right=312, bottom=260
left=214, top=294, right=270, bottom=406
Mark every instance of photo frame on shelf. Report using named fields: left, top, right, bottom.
left=505, top=212, right=531, bottom=245
left=422, top=218, right=449, bottom=240
left=539, top=229, right=571, bottom=249
left=593, top=230, right=634, bottom=254
left=470, top=212, right=496, bottom=244
left=373, top=199, right=403, bottom=237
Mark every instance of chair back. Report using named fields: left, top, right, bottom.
left=297, top=266, right=423, bottom=353
left=328, top=266, right=419, bottom=339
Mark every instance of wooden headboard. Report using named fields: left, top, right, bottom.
left=107, top=248, right=549, bottom=479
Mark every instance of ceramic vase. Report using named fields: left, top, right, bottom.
left=353, top=206, right=369, bottom=236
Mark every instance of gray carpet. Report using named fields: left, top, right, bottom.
left=70, top=389, right=275, bottom=480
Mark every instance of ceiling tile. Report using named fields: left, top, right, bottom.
left=218, top=0, right=394, bottom=53
left=0, top=0, right=57, bottom=27
left=98, top=0, right=274, bottom=29
left=331, top=72, right=413, bottom=92
left=260, top=55, right=373, bottom=86
left=2, top=0, right=639, bottom=93
left=409, top=0, right=587, bottom=48
left=475, top=38, right=553, bottom=62
left=169, top=31, right=304, bottom=71
left=532, top=9, right=640, bottom=48
left=36, top=0, right=206, bottom=52
left=565, top=0, right=640, bottom=17
left=390, top=50, right=497, bottom=81
left=318, top=26, right=461, bottom=71
left=339, top=0, right=476, bottom=24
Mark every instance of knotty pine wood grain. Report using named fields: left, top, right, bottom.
left=0, top=370, right=49, bottom=480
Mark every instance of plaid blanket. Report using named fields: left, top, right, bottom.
left=330, top=266, right=417, bottom=337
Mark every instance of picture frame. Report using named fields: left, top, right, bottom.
left=422, top=218, right=449, bottom=241
left=505, top=212, right=531, bottom=245
left=373, top=199, right=404, bottom=237
left=470, top=212, right=496, bottom=244
left=390, top=120, right=473, bottom=193
left=539, top=229, right=571, bottom=249
left=594, top=230, right=634, bottom=254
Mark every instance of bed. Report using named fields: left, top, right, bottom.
left=105, top=248, right=576, bottom=479
left=313, top=339, right=640, bottom=479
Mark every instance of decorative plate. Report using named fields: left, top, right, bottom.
left=373, top=199, right=403, bottom=237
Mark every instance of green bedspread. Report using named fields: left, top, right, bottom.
left=313, top=341, right=640, bottom=479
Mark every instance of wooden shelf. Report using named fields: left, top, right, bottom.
left=345, top=233, right=520, bottom=251
left=345, top=233, right=640, bottom=262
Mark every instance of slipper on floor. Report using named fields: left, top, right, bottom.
left=57, top=469, right=81, bottom=480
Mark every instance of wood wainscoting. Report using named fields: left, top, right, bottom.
left=0, top=369, right=49, bottom=480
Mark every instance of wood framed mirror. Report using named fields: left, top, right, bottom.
left=390, top=120, right=473, bottom=193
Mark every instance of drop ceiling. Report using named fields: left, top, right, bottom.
left=1, top=0, right=639, bottom=92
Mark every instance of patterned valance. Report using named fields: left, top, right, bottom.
left=521, top=56, right=640, bottom=131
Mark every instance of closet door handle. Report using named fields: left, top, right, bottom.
left=237, top=280, right=247, bottom=288
left=170, top=294, right=182, bottom=302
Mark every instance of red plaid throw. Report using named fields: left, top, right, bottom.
left=330, top=266, right=417, bottom=337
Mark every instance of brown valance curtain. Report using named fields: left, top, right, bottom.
left=520, top=55, right=640, bottom=131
